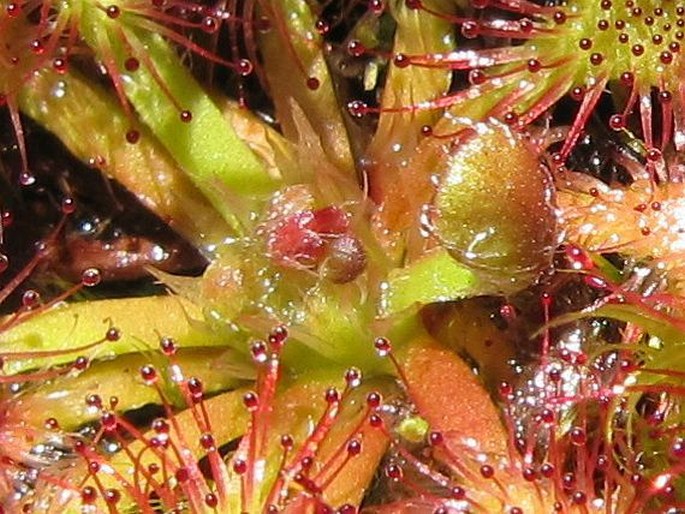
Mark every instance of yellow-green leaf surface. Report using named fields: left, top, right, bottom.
left=19, top=69, right=231, bottom=248
left=0, top=295, right=227, bottom=375
left=258, top=0, right=355, bottom=175
left=380, top=247, right=480, bottom=316
left=75, top=3, right=279, bottom=230
left=9, top=347, right=252, bottom=430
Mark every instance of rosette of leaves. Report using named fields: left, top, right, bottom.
left=3, top=0, right=685, bottom=512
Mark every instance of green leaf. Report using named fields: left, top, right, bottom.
left=380, top=248, right=481, bottom=316
left=11, top=347, right=252, bottom=430
left=19, top=69, right=231, bottom=248
left=368, top=0, right=456, bottom=157
left=0, top=296, right=230, bottom=375
left=258, top=0, right=355, bottom=175
left=75, top=4, right=279, bottom=231
left=548, top=303, right=685, bottom=346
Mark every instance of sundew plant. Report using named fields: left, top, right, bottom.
left=6, top=0, right=685, bottom=512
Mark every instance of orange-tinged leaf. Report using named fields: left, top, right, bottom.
left=397, top=334, right=507, bottom=456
